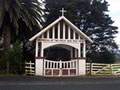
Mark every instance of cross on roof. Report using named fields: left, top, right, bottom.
left=60, top=8, right=66, bottom=16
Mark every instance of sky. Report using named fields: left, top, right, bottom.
left=107, top=0, right=120, bottom=45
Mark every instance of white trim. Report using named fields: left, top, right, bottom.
left=29, top=16, right=93, bottom=43
left=58, top=23, right=60, bottom=39
left=83, top=40, right=86, bottom=57
left=52, top=27, right=55, bottom=39
left=35, top=39, right=38, bottom=57
left=68, top=26, right=70, bottom=39
left=63, top=22, right=65, bottom=39
left=47, top=30, right=49, bottom=39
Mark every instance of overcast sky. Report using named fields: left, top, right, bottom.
left=107, top=0, right=120, bottom=45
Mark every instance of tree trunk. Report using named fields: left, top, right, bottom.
left=3, top=25, right=11, bottom=73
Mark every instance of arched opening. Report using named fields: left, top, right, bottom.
left=44, top=46, right=71, bottom=61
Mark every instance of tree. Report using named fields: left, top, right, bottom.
left=0, top=0, right=44, bottom=73
left=0, top=0, right=43, bottom=56
left=44, top=0, right=118, bottom=63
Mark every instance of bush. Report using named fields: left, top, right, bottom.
left=8, top=40, right=24, bottom=74
left=87, top=51, right=117, bottom=64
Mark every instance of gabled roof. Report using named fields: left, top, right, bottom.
left=29, top=16, right=93, bottom=43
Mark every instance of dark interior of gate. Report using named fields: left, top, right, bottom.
left=43, top=44, right=78, bottom=76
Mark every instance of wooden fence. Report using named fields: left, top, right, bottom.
left=86, top=63, right=120, bottom=75
left=25, top=61, right=35, bottom=75
left=24, top=61, right=120, bottom=76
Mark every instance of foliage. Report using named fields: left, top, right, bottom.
left=8, top=40, right=24, bottom=74
left=0, top=0, right=43, bottom=30
left=0, top=0, right=44, bottom=73
left=44, top=0, right=118, bottom=63
left=0, top=0, right=44, bottom=58
left=87, top=50, right=117, bottom=63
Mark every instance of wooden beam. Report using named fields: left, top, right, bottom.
left=68, top=26, right=70, bottom=39
left=63, top=22, right=65, bottom=39
left=52, top=27, right=55, bottom=39
left=58, top=23, right=60, bottom=39
left=35, top=39, right=38, bottom=57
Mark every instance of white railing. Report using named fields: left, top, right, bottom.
left=44, top=59, right=77, bottom=76
left=25, top=61, right=35, bottom=75
left=86, top=63, right=120, bottom=75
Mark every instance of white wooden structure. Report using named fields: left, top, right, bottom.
left=29, top=9, right=93, bottom=76
left=86, top=63, right=120, bottom=75
left=25, top=61, right=35, bottom=75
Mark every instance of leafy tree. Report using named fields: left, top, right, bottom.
left=0, top=0, right=43, bottom=56
left=44, top=0, right=118, bottom=63
left=0, top=0, right=44, bottom=73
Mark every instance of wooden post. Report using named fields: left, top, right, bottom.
left=111, top=64, right=113, bottom=75
left=68, top=26, right=70, bottom=39
left=47, top=30, right=49, bottom=39
left=58, top=23, right=60, bottom=39
left=83, top=40, right=86, bottom=57
left=52, top=27, right=55, bottom=39
left=35, top=39, right=38, bottom=57
left=63, top=22, right=65, bottom=39
left=78, top=43, right=81, bottom=57
left=90, top=63, right=93, bottom=75
left=73, top=31, right=75, bottom=40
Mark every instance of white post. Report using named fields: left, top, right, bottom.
left=47, top=30, right=49, bottom=39
left=42, top=34, right=44, bottom=38
left=78, top=59, right=86, bottom=75
left=52, top=27, right=55, bottom=39
left=58, top=23, right=60, bottom=39
left=78, top=43, right=81, bottom=57
left=68, top=26, right=70, bottom=39
left=63, top=22, right=65, bottom=39
left=83, top=40, right=86, bottom=57
left=73, top=31, right=75, bottom=40
left=59, top=60, right=62, bottom=76
left=35, top=39, right=38, bottom=57
left=35, top=42, right=44, bottom=76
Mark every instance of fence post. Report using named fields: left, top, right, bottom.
left=110, top=64, right=113, bottom=75
left=90, top=63, right=93, bottom=75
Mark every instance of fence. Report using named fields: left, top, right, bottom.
left=86, top=63, right=120, bottom=75
left=44, top=59, right=77, bottom=76
left=24, top=61, right=120, bottom=76
left=25, top=61, right=35, bottom=75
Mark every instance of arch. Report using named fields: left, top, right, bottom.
left=43, top=43, right=79, bottom=50
left=43, top=44, right=79, bottom=61
left=44, top=46, right=71, bottom=61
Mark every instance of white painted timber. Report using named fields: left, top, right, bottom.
left=78, top=59, right=86, bottom=75
left=52, top=27, right=55, bottom=39
left=83, top=41, right=86, bottom=57
left=58, top=23, right=60, bottom=39
left=63, top=22, right=65, bottom=39
left=35, top=59, right=43, bottom=75
left=35, top=39, right=38, bottom=57
left=29, top=16, right=93, bottom=43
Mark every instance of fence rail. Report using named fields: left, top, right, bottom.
left=86, top=63, right=120, bottom=75
left=25, top=61, right=35, bottom=75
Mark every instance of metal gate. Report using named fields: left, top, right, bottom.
left=44, top=59, right=78, bottom=76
